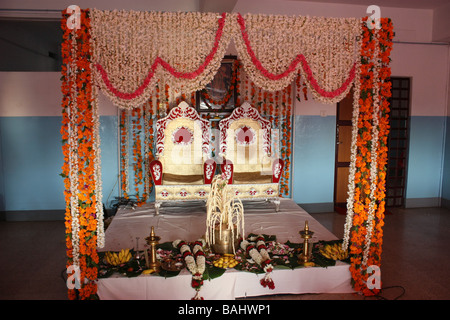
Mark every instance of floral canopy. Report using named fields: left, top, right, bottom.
left=61, top=8, right=393, bottom=299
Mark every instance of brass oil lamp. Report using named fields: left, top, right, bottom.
left=298, top=220, right=314, bottom=265
left=145, top=226, right=161, bottom=272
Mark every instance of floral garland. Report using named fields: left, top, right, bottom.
left=343, top=17, right=393, bottom=296
left=143, top=99, right=156, bottom=199
left=61, top=8, right=104, bottom=300
left=119, top=108, right=129, bottom=199
left=173, top=239, right=206, bottom=300
left=280, top=84, right=292, bottom=197
left=90, top=11, right=361, bottom=108
left=234, top=13, right=360, bottom=101
left=132, top=106, right=144, bottom=203
left=240, top=235, right=274, bottom=290
left=90, top=10, right=233, bottom=109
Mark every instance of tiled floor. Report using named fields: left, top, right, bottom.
left=1, top=206, right=449, bottom=300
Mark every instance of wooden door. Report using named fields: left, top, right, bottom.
left=334, top=90, right=353, bottom=214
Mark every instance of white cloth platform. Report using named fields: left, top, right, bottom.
left=97, top=199, right=354, bottom=299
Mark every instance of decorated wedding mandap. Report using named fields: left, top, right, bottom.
left=61, top=8, right=393, bottom=300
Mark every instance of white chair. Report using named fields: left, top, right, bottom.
left=149, top=101, right=216, bottom=215
left=219, top=102, right=284, bottom=211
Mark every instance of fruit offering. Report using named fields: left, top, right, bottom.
left=213, top=254, right=239, bottom=269
left=319, top=243, right=348, bottom=260
left=105, top=249, right=132, bottom=266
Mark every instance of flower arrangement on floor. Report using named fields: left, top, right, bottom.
left=97, top=235, right=352, bottom=299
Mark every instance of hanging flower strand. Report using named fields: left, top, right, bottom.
left=343, top=17, right=394, bottom=296
left=61, top=8, right=103, bottom=300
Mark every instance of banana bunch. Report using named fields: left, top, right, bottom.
left=319, top=243, right=348, bottom=261
left=105, top=249, right=132, bottom=266
left=213, top=254, right=239, bottom=269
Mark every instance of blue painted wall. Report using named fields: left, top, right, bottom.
left=406, top=116, right=446, bottom=200
left=0, top=116, right=65, bottom=211
left=292, top=115, right=336, bottom=205
left=291, top=115, right=448, bottom=207
left=0, top=116, right=120, bottom=212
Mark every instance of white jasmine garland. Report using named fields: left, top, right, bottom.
left=241, top=235, right=273, bottom=270
left=91, top=82, right=105, bottom=248
left=90, top=11, right=362, bottom=109
left=233, top=13, right=361, bottom=102
left=240, top=235, right=274, bottom=289
left=69, top=27, right=80, bottom=266
left=173, top=239, right=206, bottom=277
left=193, top=239, right=206, bottom=275
left=342, top=24, right=362, bottom=251
left=363, top=28, right=381, bottom=266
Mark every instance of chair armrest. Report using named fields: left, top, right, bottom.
left=204, top=159, right=217, bottom=184
left=220, top=159, right=234, bottom=184
left=272, top=158, right=284, bottom=183
left=149, top=159, right=163, bottom=185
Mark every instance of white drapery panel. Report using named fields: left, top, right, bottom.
left=90, top=10, right=234, bottom=108
left=234, top=13, right=361, bottom=101
left=90, top=10, right=362, bottom=109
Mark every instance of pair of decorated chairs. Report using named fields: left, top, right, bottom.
left=149, top=101, right=284, bottom=215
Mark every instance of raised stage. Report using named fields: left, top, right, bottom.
left=97, top=199, right=353, bottom=299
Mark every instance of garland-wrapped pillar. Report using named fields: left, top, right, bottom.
left=61, top=8, right=105, bottom=300
left=343, top=18, right=394, bottom=296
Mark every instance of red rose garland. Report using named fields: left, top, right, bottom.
left=240, top=235, right=275, bottom=290
left=173, top=239, right=206, bottom=300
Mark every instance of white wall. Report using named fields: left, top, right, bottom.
left=390, top=43, right=449, bottom=117
left=0, top=72, right=117, bottom=117
left=433, top=2, right=450, bottom=43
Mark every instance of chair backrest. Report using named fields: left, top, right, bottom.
left=219, top=102, right=272, bottom=175
left=155, top=101, right=210, bottom=178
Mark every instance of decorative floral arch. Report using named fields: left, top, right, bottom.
left=61, top=9, right=393, bottom=299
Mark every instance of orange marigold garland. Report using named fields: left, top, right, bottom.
left=281, top=84, right=293, bottom=197
left=132, top=106, right=144, bottom=203
left=61, top=8, right=104, bottom=299
left=61, top=9, right=76, bottom=300
left=119, top=108, right=130, bottom=199
left=344, top=17, right=393, bottom=296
